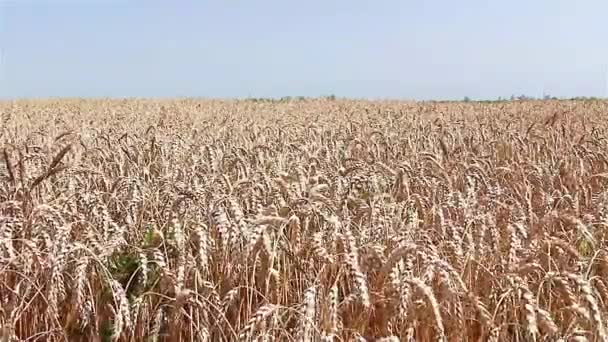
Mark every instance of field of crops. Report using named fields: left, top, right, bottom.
left=1, top=98, right=608, bottom=341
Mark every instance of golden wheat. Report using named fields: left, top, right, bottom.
left=0, top=98, right=608, bottom=341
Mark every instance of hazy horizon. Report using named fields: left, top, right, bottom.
left=1, top=1, right=607, bottom=101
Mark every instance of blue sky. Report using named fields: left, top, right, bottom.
left=0, top=0, right=607, bottom=100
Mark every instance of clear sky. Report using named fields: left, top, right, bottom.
left=0, top=0, right=607, bottom=100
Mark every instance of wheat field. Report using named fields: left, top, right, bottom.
left=1, top=98, right=608, bottom=341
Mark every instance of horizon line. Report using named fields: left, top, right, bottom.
left=1, top=94, right=606, bottom=103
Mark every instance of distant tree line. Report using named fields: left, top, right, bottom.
left=463, top=94, right=605, bottom=103
left=245, top=94, right=336, bottom=103
left=244, top=93, right=603, bottom=103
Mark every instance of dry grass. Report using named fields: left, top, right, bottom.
left=1, top=97, right=608, bottom=341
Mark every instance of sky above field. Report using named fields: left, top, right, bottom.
left=0, top=1, right=607, bottom=100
